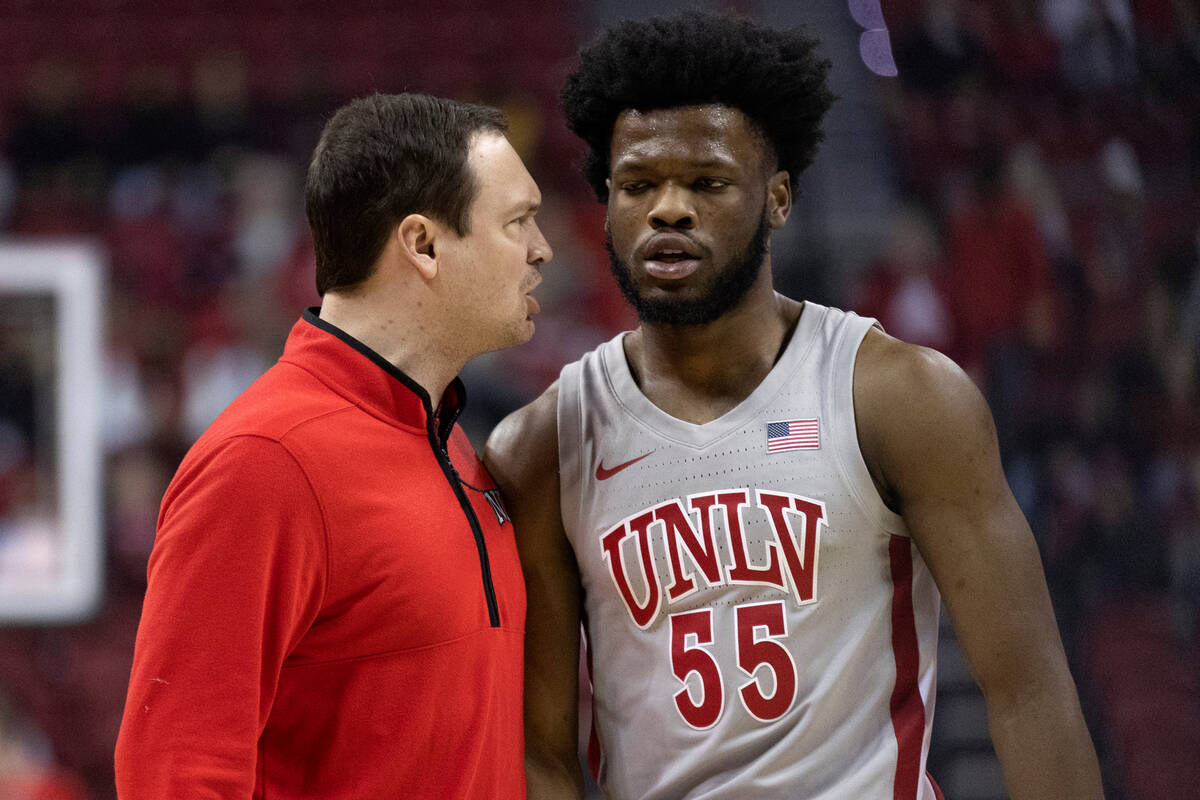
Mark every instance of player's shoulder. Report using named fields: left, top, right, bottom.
left=484, top=380, right=560, bottom=490
left=855, top=327, right=990, bottom=423
left=854, top=327, right=998, bottom=484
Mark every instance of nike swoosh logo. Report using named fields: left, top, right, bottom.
left=595, top=450, right=655, bottom=481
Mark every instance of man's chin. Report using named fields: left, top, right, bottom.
left=623, top=286, right=722, bottom=327
left=519, top=318, right=536, bottom=343
left=508, top=317, right=537, bottom=346
left=474, top=318, right=535, bottom=357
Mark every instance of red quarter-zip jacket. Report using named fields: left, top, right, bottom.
left=115, top=310, right=526, bottom=798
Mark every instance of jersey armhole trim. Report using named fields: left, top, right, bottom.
left=829, top=319, right=909, bottom=539
left=557, top=359, right=586, bottom=541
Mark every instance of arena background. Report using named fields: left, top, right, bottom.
left=0, top=0, right=1197, bottom=797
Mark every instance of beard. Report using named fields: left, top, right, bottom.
left=605, top=209, right=770, bottom=327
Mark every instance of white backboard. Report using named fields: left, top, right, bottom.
left=0, top=241, right=103, bottom=623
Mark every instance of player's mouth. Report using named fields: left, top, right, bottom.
left=641, top=233, right=703, bottom=280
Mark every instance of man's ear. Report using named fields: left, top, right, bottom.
left=767, top=171, right=791, bottom=229
left=397, top=214, right=439, bottom=281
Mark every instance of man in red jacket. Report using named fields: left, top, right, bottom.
left=115, top=92, right=552, bottom=799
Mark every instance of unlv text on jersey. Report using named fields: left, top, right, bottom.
left=599, top=488, right=827, bottom=629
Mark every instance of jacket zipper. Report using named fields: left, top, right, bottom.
left=429, top=432, right=501, bottom=628
left=297, top=311, right=500, bottom=626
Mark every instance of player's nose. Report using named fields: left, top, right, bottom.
left=648, top=183, right=695, bottom=230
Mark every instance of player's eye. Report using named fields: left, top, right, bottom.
left=620, top=181, right=651, bottom=194
left=696, top=178, right=729, bottom=190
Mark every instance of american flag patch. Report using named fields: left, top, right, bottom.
left=766, top=419, right=820, bottom=452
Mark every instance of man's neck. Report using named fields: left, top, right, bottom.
left=624, top=278, right=804, bottom=426
left=318, top=289, right=462, bottom=409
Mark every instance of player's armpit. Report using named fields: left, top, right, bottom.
left=853, top=330, right=1104, bottom=800
left=485, top=381, right=587, bottom=800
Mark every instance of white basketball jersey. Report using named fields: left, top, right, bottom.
left=557, top=303, right=943, bottom=800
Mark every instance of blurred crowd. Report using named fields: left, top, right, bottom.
left=858, top=1, right=1200, bottom=794
left=0, top=1, right=1196, bottom=797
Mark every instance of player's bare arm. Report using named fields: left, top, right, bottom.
left=854, top=328, right=1104, bottom=799
left=484, top=382, right=586, bottom=800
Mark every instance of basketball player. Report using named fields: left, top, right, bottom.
left=485, top=14, right=1103, bottom=799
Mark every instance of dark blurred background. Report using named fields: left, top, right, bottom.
left=0, top=0, right=1196, bottom=798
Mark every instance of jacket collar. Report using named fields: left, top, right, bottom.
left=281, top=308, right=466, bottom=445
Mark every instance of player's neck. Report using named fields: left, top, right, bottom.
left=625, top=281, right=803, bottom=425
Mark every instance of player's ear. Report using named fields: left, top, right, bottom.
left=767, top=171, right=791, bottom=229
left=397, top=214, right=439, bottom=281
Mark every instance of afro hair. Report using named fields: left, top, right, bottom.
left=562, top=12, right=836, bottom=201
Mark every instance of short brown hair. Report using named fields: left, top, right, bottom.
left=304, top=93, right=508, bottom=295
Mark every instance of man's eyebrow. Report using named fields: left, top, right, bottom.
left=505, top=199, right=540, bottom=216
left=612, top=156, right=738, bottom=172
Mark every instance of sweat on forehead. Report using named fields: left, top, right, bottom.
left=608, top=106, right=777, bottom=177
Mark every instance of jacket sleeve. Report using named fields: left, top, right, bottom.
left=115, top=434, right=327, bottom=798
